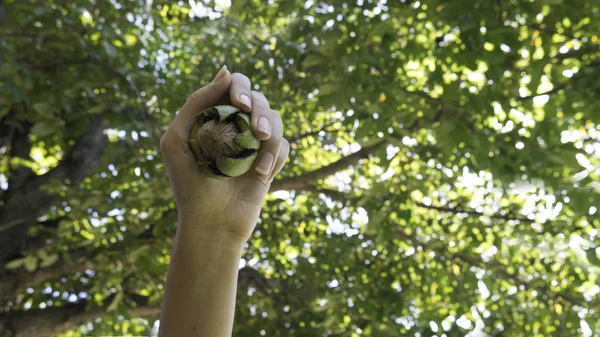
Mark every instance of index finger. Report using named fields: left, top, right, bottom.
left=171, top=68, right=232, bottom=139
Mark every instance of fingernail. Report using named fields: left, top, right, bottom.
left=257, top=117, right=271, bottom=137
left=239, top=94, right=251, bottom=110
left=211, top=65, right=227, bottom=83
left=255, top=152, right=274, bottom=176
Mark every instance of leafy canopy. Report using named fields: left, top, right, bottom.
left=0, top=0, right=599, bottom=337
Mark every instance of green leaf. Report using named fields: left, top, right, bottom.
left=24, top=256, right=38, bottom=272
left=229, top=0, right=249, bottom=14
left=303, top=55, right=322, bottom=68
left=585, top=248, right=600, bottom=267
left=39, top=253, right=59, bottom=268
left=88, top=103, right=109, bottom=114
left=322, top=314, right=339, bottom=329
left=129, top=245, right=151, bottom=262
left=31, top=120, right=60, bottom=138
left=80, top=230, right=96, bottom=240
left=33, top=102, right=53, bottom=118
left=81, top=195, right=105, bottom=210
left=5, top=257, right=27, bottom=270
left=0, top=106, right=10, bottom=119
left=107, top=291, right=124, bottom=312
left=319, top=83, right=338, bottom=96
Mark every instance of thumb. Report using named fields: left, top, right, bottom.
left=173, top=66, right=232, bottom=134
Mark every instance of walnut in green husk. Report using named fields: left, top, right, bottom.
left=188, top=105, right=260, bottom=178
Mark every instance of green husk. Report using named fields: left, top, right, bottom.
left=188, top=105, right=261, bottom=178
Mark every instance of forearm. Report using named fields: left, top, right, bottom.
left=158, top=222, right=245, bottom=337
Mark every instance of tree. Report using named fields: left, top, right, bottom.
left=1, top=0, right=599, bottom=336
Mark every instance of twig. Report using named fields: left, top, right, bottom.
left=414, top=202, right=533, bottom=223
left=288, top=120, right=342, bottom=143
left=517, top=58, right=599, bottom=101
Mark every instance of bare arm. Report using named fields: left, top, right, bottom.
left=158, top=226, right=244, bottom=336
left=157, top=66, right=289, bottom=337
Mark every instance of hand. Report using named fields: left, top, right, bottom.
left=159, top=66, right=289, bottom=241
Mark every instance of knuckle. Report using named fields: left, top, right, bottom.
left=251, top=90, right=265, bottom=98
left=279, top=139, right=290, bottom=156
left=251, top=91, right=269, bottom=107
left=250, top=90, right=267, bottom=103
left=231, top=73, right=251, bottom=85
left=271, top=129, right=283, bottom=143
left=186, top=86, right=205, bottom=102
left=270, top=109, right=282, bottom=122
left=271, top=113, right=284, bottom=136
left=159, top=132, right=173, bottom=153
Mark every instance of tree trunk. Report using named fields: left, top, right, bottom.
left=0, top=119, right=106, bottom=305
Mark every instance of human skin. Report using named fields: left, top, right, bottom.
left=158, top=66, right=289, bottom=337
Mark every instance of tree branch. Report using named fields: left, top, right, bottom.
left=0, top=209, right=176, bottom=305
left=516, top=82, right=569, bottom=102
left=0, top=267, right=278, bottom=337
left=372, top=64, right=442, bottom=105
left=393, top=227, right=598, bottom=308
left=270, top=140, right=386, bottom=191
left=288, top=120, right=342, bottom=144
left=238, top=266, right=284, bottom=299
left=414, top=202, right=534, bottom=223
left=0, top=118, right=33, bottom=209
left=0, top=109, right=17, bottom=154
left=0, top=293, right=159, bottom=337
left=517, top=58, right=599, bottom=102
left=0, top=247, right=89, bottom=306
left=37, top=116, right=106, bottom=183
left=313, top=187, right=530, bottom=222
left=298, top=186, right=357, bottom=202
left=310, top=187, right=589, bottom=235
left=0, top=0, right=5, bottom=26
left=553, top=44, right=600, bottom=62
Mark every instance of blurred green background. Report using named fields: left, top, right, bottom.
left=1, top=0, right=599, bottom=336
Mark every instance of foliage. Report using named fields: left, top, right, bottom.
left=1, top=0, right=599, bottom=336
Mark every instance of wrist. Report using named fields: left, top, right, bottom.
left=175, top=219, right=247, bottom=249
left=171, top=225, right=245, bottom=272
left=177, top=210, right=255, bottom=243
